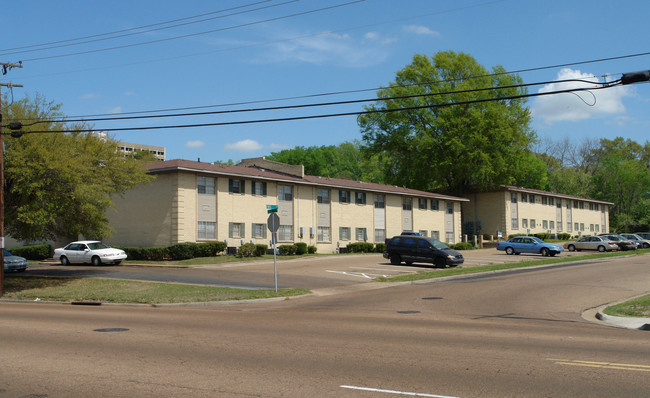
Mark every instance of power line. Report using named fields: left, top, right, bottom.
left=0, top=1, right=298, bottom=57
left=19, top=1, right=365, bottom=62
left=8, top=81, right=623, bottom=135
left=9, top=78, right=610, bottom=127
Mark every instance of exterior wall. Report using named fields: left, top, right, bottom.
left=465, top=191, right=610, bottom=238
left=106, top=173, right=178, bottom=247
left=107, top=169, right=466, bottom=252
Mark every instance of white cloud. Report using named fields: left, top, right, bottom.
left=186, top=140, right=205, bottom=148
left=403, top=25, right=440, bottom=37
left=108, top=106, right=122, bottom=114
left=256, top=31, right=391, bottom=68
left=81, top=93, right=99, bottom=100
left=223, top=139, right=263, bottom=152
left=532, top=68, right=631, bottom=124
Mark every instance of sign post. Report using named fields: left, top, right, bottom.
left=266, top=206, right=280, bottom=293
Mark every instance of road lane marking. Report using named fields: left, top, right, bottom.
left=351, top=267, right=416, bottom=274
left=340, top=385, right=459, bottom=397
left=547, top=359, right=650, bottom=372
left=326, top=270, right=379, bottom=279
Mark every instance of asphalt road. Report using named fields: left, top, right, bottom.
left=1, top=253, right=648, bottom=397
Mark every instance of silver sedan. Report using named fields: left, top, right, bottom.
left=563, top=236, right=619, bottom=252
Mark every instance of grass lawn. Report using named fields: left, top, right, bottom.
left=2, top=275, right=309, bottom=304
left=603, top=294, right=650, bottom=318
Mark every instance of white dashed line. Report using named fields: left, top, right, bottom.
left=340, top=385, right=459, bottom=397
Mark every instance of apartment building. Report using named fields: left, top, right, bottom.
left=463, top=185, right=612, bottom=238
left=106, top=157, right=468, bottom=252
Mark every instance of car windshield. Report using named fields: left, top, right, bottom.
left=606, top=236, right=621, bottom=241
left=425, top=238, right=450, bottom=250
left=3, top=249, right=14, bottom=257
left=87, top=242, right=110, bottom=250
left=530, top=237, right=544, bottom=243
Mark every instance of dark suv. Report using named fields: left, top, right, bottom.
left=383, top=235, right=464, bottom=267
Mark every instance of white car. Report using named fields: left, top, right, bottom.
left=54, top=241, right=127, bottom=265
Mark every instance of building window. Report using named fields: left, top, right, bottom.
left=557, top=199, right=562, bottom=208
left=550, top=221, right=555, bottom=230
left=229, top=179, right=245, bottom=194
left=445, top=232, right=454, bottom=244
left=511, top=193, right=518, bottom=203
left=521, top=193, right=528, bottom=203
left=418, top=198, right=427, bottom=210
left=542, top=196, right=548, bottom=205
left=339, top=190, right=351, bottom=203
left=317, top=226, right=330, bottom=242
left=549, top=197, right=554, bottom=206
left=374, top=229, right=385, bottom=242
left=446, top=202, right=454, bottom=214
left=595, top=204, right=599, bottom=211
left=419, top=230, right=428, bottom=237
left=228, top=222, right=244, bottom=239
left=512, top=218, right=519, bottom=229
left=355, top=192, right=366, bottom=205
left=522, top=219, right=528, bottom=228
left=356, top=227, right=367, bottom=241
left=278, top=225, right=293, bottom=241
left=252, top=181, right=267, bottom=196
left=278, top=185, right=292, bottom=201
left=198, top=176, right=216, bottom=195
left=430, top=199, right=439, bottom=210
left=198, top=221, right=216, bottom=239
left=529, top=194, right=535, bottom=203
left=317, top=189, right=330, bottom=204
left=530, top=219, right=536, bottom=228
left=403, top=198, right=412, bottom=211
left=567, top=222, right=572, bottom=232
left=374, top=194, right=385, bottom=209
left=580, top=223, right=585, bottom=231
left=595, top=224, right=600, bottom=233
left=431, top=231, right=440, bottom=240
left=574, top=223, right=579, bottom=231
left=590, top=224, right=594, bottom=232
left=252, top=223, right=267, bottom=239
left=339, top=227, right=351, bottom=241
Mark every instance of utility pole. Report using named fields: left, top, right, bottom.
left=0, top=61, right=23, bottom=296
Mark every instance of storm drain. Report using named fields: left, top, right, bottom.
left=93, top=328, right=129, bottom=333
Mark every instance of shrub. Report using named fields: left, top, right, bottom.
left=8, top=244, right=52, bottom=260
left=118, top=246, right=166, bottom=261
left=347, top=242, right=374, bottom=253
left=535, top=233, right=551, bottom=241
left=193, top=242, right=227, bottom=257
left=557, top=233, right=571, bottom=240
left=307, top=245, right=317, bottom=254
left=254, top=244, right=267, bottom=257
left=374, top=243, right=386, bottom=253
left=450, top=242, right=474, bottom=251
left=295, top=242, right=308, bottom=255
left=165, top=243, right=195, bottom=260
left=278, top=244, right=297, bottom=255
left=237, top=243, right=257, bottom=258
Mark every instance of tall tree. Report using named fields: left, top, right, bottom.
left=358, top=51, right=539, bottom=195
left=3, top=94, right=154, bottom=242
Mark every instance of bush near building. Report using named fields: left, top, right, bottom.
left=8, top=244, right=52, bottom=260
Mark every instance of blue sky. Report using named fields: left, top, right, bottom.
left=3, top=0, right=649, bottom=163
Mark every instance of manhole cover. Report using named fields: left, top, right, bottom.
left=93, top=328, right=129, bottom=333
left=397, top=310, right=421, bottom=314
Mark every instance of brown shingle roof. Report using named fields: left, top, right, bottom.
left=148, top=159, right=468, bottom=202
left=499, top=185, right=614, bottom=205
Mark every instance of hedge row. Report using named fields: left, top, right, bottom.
left=118, top=241, right=227, bottom=261
left=278, top=244, right=317, bottom=255
left=8, top=244, right=52, bottom=260
left=237, top=243, right=268, bottom=258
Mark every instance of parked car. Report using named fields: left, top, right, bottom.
left=563, top=236, right=618, bottom=252
left=383, top=235, right=463, bottom=267
left=619, top=233, right=650, bottom=249
left=53, top=241, right=127, bottom=265
left=3, top=249, right=28, bottom=272
left=400, top=231, right=422, bottom=236
left=635, top=232, right=650, bottom=240
left=598, top=234, right=638, bottom=251
left=496, top=236, right=563, bottom=256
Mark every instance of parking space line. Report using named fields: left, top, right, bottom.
left=340, top=385, right=459, bottom=397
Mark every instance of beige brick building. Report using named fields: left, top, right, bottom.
left=462, top=186, right=613, bottom=238
left=106, top=157, right=468, bottom=252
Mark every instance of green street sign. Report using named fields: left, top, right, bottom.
left=266, top=205, right=278, bottom=210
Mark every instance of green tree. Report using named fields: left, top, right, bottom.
left=358, top=51, right=539, bottom=195
left=268, top=140, right=383, bottom=182
left=3, top=94, right=155, bottom=241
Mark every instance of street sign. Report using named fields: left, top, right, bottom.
left=267, top=213, right=280, bottom=232
left=267, top=204, right=278, bottom=214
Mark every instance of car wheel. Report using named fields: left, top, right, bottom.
left=644, top=243, right=650, bottom=249
left=60, top=256, right=70, bottom=265
left=567, top=245, right=576, bottom=252
left=434, top=257, right=447, bottom=268
left=550, top=252, right=556, bottom=257
left=505, top=247, right=514, bottom=255
left=541, top=248, right=550, bottom=257
left=91, top=256, right=102, bottom=266
left=597, top=245, right=605, bottom=252
left=390, top=254, right=401, bottom=265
